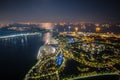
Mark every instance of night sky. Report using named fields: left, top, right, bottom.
left=0, top=0, right=120, bottom=23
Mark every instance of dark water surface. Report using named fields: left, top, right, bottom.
left=0, top=35, right=44, bottom=80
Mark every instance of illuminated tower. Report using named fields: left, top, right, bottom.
left=68, top=26, right=71, bottom=33
left=74, top=27, right=79, bottom=34
left=95, top=24, right=101, bottom=33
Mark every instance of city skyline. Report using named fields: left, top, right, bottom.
left=0, top=0, right=120, bottom=24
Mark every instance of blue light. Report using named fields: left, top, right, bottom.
left=56, top=53, right=64, bottom=66
left=68, top=38, right=74, bottom=44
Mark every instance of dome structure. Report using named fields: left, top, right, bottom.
left=37, top=44, right=56, bottom=59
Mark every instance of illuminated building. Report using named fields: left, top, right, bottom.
left=68, top=26, right=71, bottom=33
left=75, top=27, right=78, bottom=32
left=96, top=27, right=101, bottom=32
left=56, top=53, right=64, bottom=66
left=37, top=44, right=56, bottom=59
